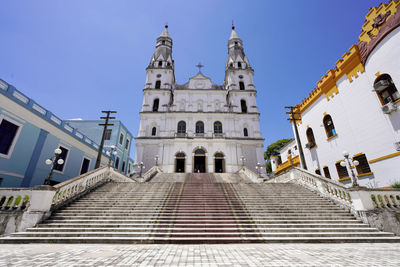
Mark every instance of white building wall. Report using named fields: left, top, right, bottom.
left=295, top=27, right=400, bottom=187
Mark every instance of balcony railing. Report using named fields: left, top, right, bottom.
left=174, top=132, right=188, bottom=138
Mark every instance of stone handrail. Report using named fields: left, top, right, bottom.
left=237, top=166, right=262, bottom=183
left=267, top=167, right=353, bottom=209
left=51, top=166, right=110, bottom=208
left=0, top=188, right=32, bottom=211
left=350, top=187, right=400, bottom=210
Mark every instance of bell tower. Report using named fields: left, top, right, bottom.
left=224, top=25, right=255, bottom=91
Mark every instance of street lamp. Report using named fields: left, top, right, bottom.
left=340, top=151, right=360, bottom=187
left=105, top=145, right=118, bottom=167
left=240, top=156, right=246, bottom=167
left=136, top=162, right=145, bottom=177
left=44, top=148, right=64, bottom=185
left=154, top=155, right=159, bottom=167
left=255, top=162, right=264, bottom=178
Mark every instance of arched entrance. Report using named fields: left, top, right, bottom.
left=214, top=152, right=225, bottom=173
left=175, top=152, right=185, bottom=173
left=193, top=149, right=206, bottom=173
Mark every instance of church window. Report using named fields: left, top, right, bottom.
left=230, top=63, right=233, bottom=67
left=234, top=41, right=238, bottom=45
left=162, top=40, right=165, bottom=45
left=243, top=128, right=248, bottom=137
left=238, top=62, right=242, bottom=68
left=152, top=98, right=159, bottom=112
left=177, top=121, right=186, bottom=133
left=323, top=115, right=336, bottom=138
left=214, top=121, right=223, bottom=134
left=239, top=81, right=245, bottom=90
left=152, top=127, right=156, bottom=136
left=335, top=161, right=349, bottom=179
left=374, top=74, right=400, bottom=104
left=157, top=74, right=162, bottom=78
left=239, top=75, right=243, bottom=79
left=167, top=62, right=171, bottom=66
left=353, top=154, right=372, bottom=176
left=306, top=128, right=316, bottom=148
left=195, top=121, right=204, bottom=134
left=323, top=166, right=331, bottom=179
left=158, top=61, right=162, bottom=67
left=155, top=80, right=161, bottom=89
left=241, top=100, right=247, bottom=113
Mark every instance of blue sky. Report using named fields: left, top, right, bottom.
left=0, top=0, right=385, bottom=158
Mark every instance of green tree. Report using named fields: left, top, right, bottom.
left=264, top=138, right=294, bottom=160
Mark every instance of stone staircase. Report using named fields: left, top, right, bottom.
left=1, top=173, right=399, bottom=243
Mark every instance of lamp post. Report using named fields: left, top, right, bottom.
left=240, top=156, right=246, bottom=167
left=137, top=162, right=145, bottom=177
left=255, top=162, right=263, bottom=178
left=105, top=145, right=117, bottom=167
left=44, top=148, right=64, bottom=185
left=340, top=151, right=360, bottom=187
left=154, top=155, right=159, bottom=167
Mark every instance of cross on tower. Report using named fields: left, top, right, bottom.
left=195, top=62, right=204, bottom=73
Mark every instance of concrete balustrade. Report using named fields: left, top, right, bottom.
left=237, top=166, right=262, bottom=183
left=268, top=167, right=400, bottom=235
left=1, top=166, right=134, bottom=236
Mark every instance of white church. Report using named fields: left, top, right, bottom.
left=134, top=25, right=265, bottom=174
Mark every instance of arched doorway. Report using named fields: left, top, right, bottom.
left=214, top=152, right=225, bottom=173
left=175, top=152, right=185, bottom=173
left=193, top=148, right=206, bottom=173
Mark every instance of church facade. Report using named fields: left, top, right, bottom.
left=134, top=26, right=265, bottom=174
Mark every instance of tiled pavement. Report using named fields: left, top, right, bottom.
left=0, top=243, right=399, bottom=266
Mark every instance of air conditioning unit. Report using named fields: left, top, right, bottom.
left=305, top=142, right=314, bottom=149
left=394, top=142, right=400, bottom=152
left=381, top=102, right=397, bottom=114
left=374, top=79, right=391, bottom=92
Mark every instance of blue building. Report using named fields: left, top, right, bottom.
left=64, top=120, right=134, bottom=176
left=0, top=79, right=109, bottom=187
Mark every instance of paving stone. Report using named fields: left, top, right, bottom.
left=0, top=243, right=400, bottom=266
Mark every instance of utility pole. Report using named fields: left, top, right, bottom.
left=285, top=106, right=307, bottom=170
left=95, top=110, right=116, bottom=169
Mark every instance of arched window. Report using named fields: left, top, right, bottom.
left=306, top=128, right=316, bottom=148
left=151, top=127, right=156, bottom=136
left=155, top=80, right=161, bottom=89
left=177, top=121, right=186, bottom=133
left=230, top=63, right=233, bottom=67
left=238, top=62, right=242, bottom=68
left=194, top=149, right=206, bottom=155
left=239, top=81, right=245, bottom=90
left=374, top=74, right=400, bottom=104
left=158, top=61, right=162, bottom=67
left=241, top=100, right=247, bottom=113
left=323, top=115, right=336, bottom=138
left=214, top=121, right=223, bottom=134
left=152, top=98, right=159, bottom=112
left=195, top=121, right=204, bottom=134
left=167, top=62, right=171, bottom=66
left=243, top=128, right=248, bottom=137
left=162, top=40, right=165, bottom=45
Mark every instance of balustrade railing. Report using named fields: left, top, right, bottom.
left=0, top=189, right=31, bottom=211
left=51, top=166, right=110, bottom=208
left=267, top=167, right=353, bottom=209
left=368, top=190, right=400, bottom=209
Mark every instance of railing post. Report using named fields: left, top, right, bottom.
left=348, top=188, right=375, bottom=211
left=28, top=185, right=56, bottom=213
